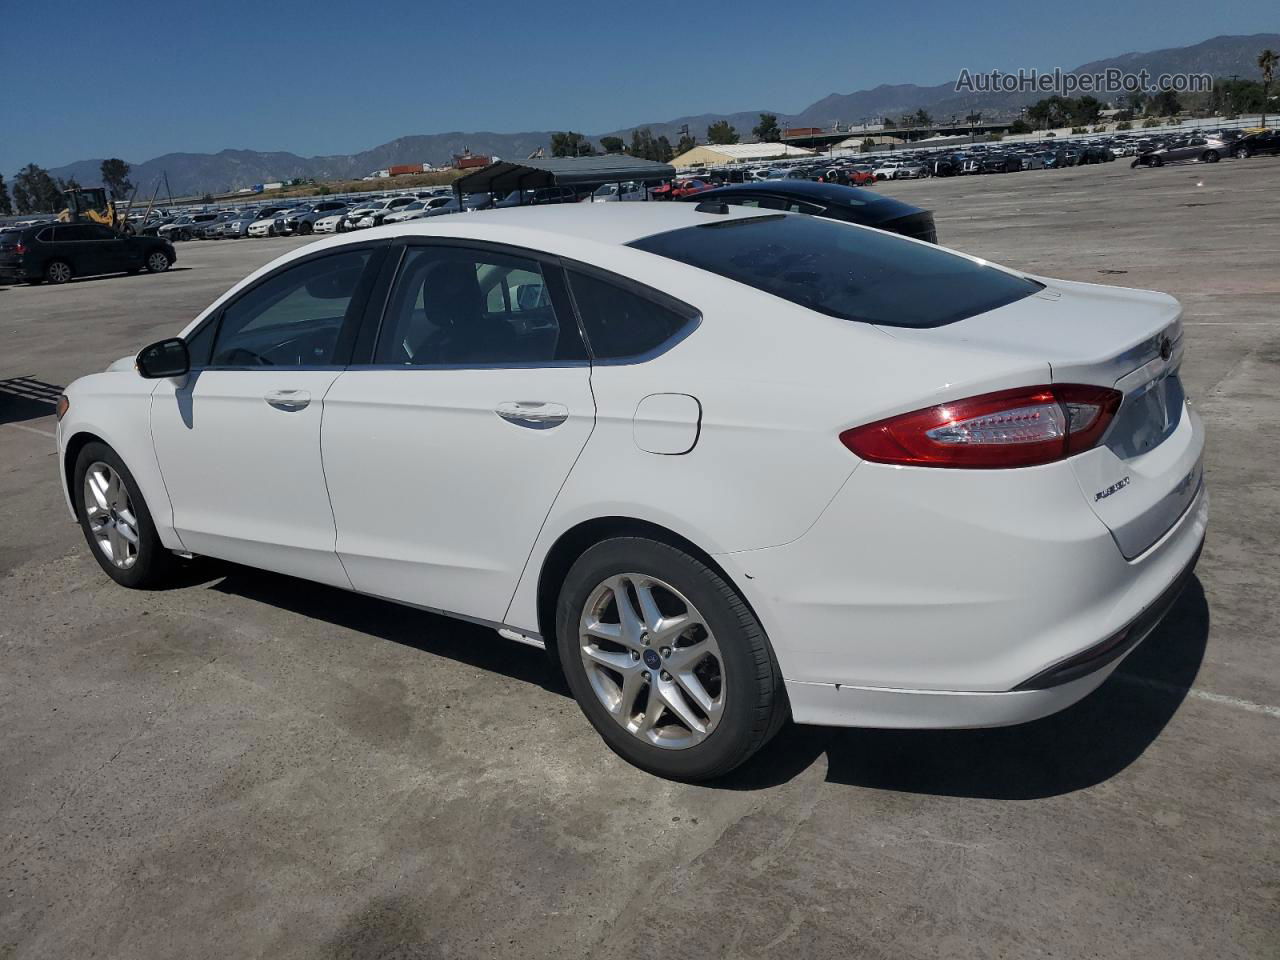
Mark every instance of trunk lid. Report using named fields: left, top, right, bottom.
left=879, top=277, right=1202, bottom=558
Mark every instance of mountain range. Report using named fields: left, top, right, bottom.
left=35, top=32, right=1279, bottom=196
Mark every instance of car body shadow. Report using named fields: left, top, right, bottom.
left=191, top=562, right=1207, bottom=799
left=719, top=579, right=1210, bottom=798
left=63, top=267, right=193, bottom=284
left=206, top=563, right=568, bottom=697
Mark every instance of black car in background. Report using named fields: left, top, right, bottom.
left=495, top=186, right=580, bottom=207
left=1232, top=131, right=1280, bottom=158
left=0, top=223, right=176, bottom=284
left=681, top=180, right=938, bottom=243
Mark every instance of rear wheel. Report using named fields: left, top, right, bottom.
left=73, top=442, right=178, bottom=588
left=145, top=250, right=171, bottom=273
left=1235, top=146, right=1250, bottom=159
left=1202, top=150, right=1220, bottom=164
left=45, top=260, right=73, bottom=284
left=1150, top=155, right=1163, bottom=167
left=556, top=537, right=787, bottom=781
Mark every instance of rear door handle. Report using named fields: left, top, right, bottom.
left=265, top=389, right=311, bottom=412
left=495, top=401, right=569, bottom=429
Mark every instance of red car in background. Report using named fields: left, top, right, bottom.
left=821, top=167, right=876, bottom=186
left=653, top=178, right=715, bottom=200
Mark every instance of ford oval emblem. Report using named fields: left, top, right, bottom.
left=1159, top=336, right=1173, bottom=361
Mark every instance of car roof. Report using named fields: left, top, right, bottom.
left=380, top=201, right=771, bottom=245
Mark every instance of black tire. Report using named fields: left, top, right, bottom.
left=1235, top=146, right=1250, bottom=160
left=72, top=441, right=178, bottom=589
left=144, top=249, right=171, bottom=273
left=1202, top=150, right=1220, bottom=164
left=556, top=537, right=787, bottom=781
left=44, top=259, right=73, bottom=284
left=299, top=221, right=313, bottom=235
left=1151, top=155, right=1163, bottom=167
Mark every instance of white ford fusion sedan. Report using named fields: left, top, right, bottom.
left=56, top=203, right=1207, bottom=780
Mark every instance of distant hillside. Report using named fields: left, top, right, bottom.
left=35, top=32, right=1279, bottom=196
left=791, top=33, right=1280, bottom=127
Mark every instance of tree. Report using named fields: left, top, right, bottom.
left=860, top=137, right=876, bottom=153
left=752, top=113, right=781, bottom=142
left=0, top=174, right=11, bottom=216
left=675, top=133, right=697, bottom=155
left=913, top=108, right=932, bottom=127
left=550, top=131, right=592, bottom=157
left=1260, top=48, right=1277, bottom=127
left=706, top=120, right=738, bottom=145
left=1072, top=95, right=1102, bottom=125
left=100, top=158, right=133, bottom=200
left=599, top=135, right=625, bottom=154
left=12, top=163, right=62, bottom=214
left=1009, top=119, right=1032, bottom=134
left=1151, top=89, right=1181, bottom=116
left=656, top=135, right=673, bottom=163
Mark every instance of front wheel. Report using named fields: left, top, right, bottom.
left=1202, top=150, right=1220, bottom=164
left=299, top=221, right=313, bottom=235
left=1235, top=146, right=1250, bottom=159
left=556, top=537, right=787, bottom=781
left=73, top=442, right=178, bottom=588
left=145, top=250, right=171, bottom=273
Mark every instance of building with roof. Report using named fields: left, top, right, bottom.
left=670, top=142, right=816, bottom=169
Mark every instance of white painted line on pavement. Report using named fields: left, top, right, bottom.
left=2, top=423, right=56, bottom=439
left=1115, top=673, right=1280, bottom=718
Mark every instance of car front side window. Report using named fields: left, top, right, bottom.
left=207, top=250, right=372, bottom=368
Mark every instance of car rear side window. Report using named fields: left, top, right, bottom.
left=566, top=270, right=693, bottom=360
left=373, top=246, right=585, bottom=366
left=629, top=214, right=1040, bottom=328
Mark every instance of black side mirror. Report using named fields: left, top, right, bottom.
left=136, top=337, right=190, bottom=378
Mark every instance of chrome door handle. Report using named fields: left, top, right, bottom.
left=265, top=389, right=311, bottom=412
left=495, top=401, right=569, bottom=429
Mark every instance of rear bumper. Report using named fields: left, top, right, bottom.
left=716, top=455, right=1209, bottom=730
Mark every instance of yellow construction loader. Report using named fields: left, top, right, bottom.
left=56, top=187, right=132, bottom=232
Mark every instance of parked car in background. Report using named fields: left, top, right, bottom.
left=1020, top=154, right=1046, bottom=170
left=284, top=200, right=352, bottom=235
left=1231, top=130, right=1280, bottom=158
left=0, top=222, right=175, bottom=284
left=1132, top=137, right=1226, bottom=167
left=225, top=206, right=290, bottom=238
left=357, top=196, right=419, bottom=228
left=685, top=180, right=938, bottom=243
left=591, top=183, right=651, bottom=202
left=248, top=209, right=294, bottom=238
left=494, top=187, right=580, bottom=208
left=981, top=155, right=1022, bottom=174
left=159, top=213, right=219, bottom=242
left=196, top=211, right=240, bottom=240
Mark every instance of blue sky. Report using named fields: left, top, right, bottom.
left=1, top=0, right=1274, bottom=171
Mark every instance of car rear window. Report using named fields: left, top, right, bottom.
left=630, top=214, right=1040, bottom=328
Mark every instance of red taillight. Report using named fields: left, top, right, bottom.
left=840, top=384, right=1122, bottom=469
left=14, top=242, right=26, bottom=255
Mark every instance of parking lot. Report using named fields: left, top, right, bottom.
left=2, top=159, right=1277, bottom=958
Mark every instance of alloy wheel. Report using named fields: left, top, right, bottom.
left=147, top=252, right=170, bottom=272
left=83, top=462, right=139, bottom=569
left=47, top=261, right=72, bottom=283
left=579, top=574, right=725, bottom=749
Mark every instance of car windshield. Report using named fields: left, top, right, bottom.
left=630, top=214, right=1041, bottom=329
